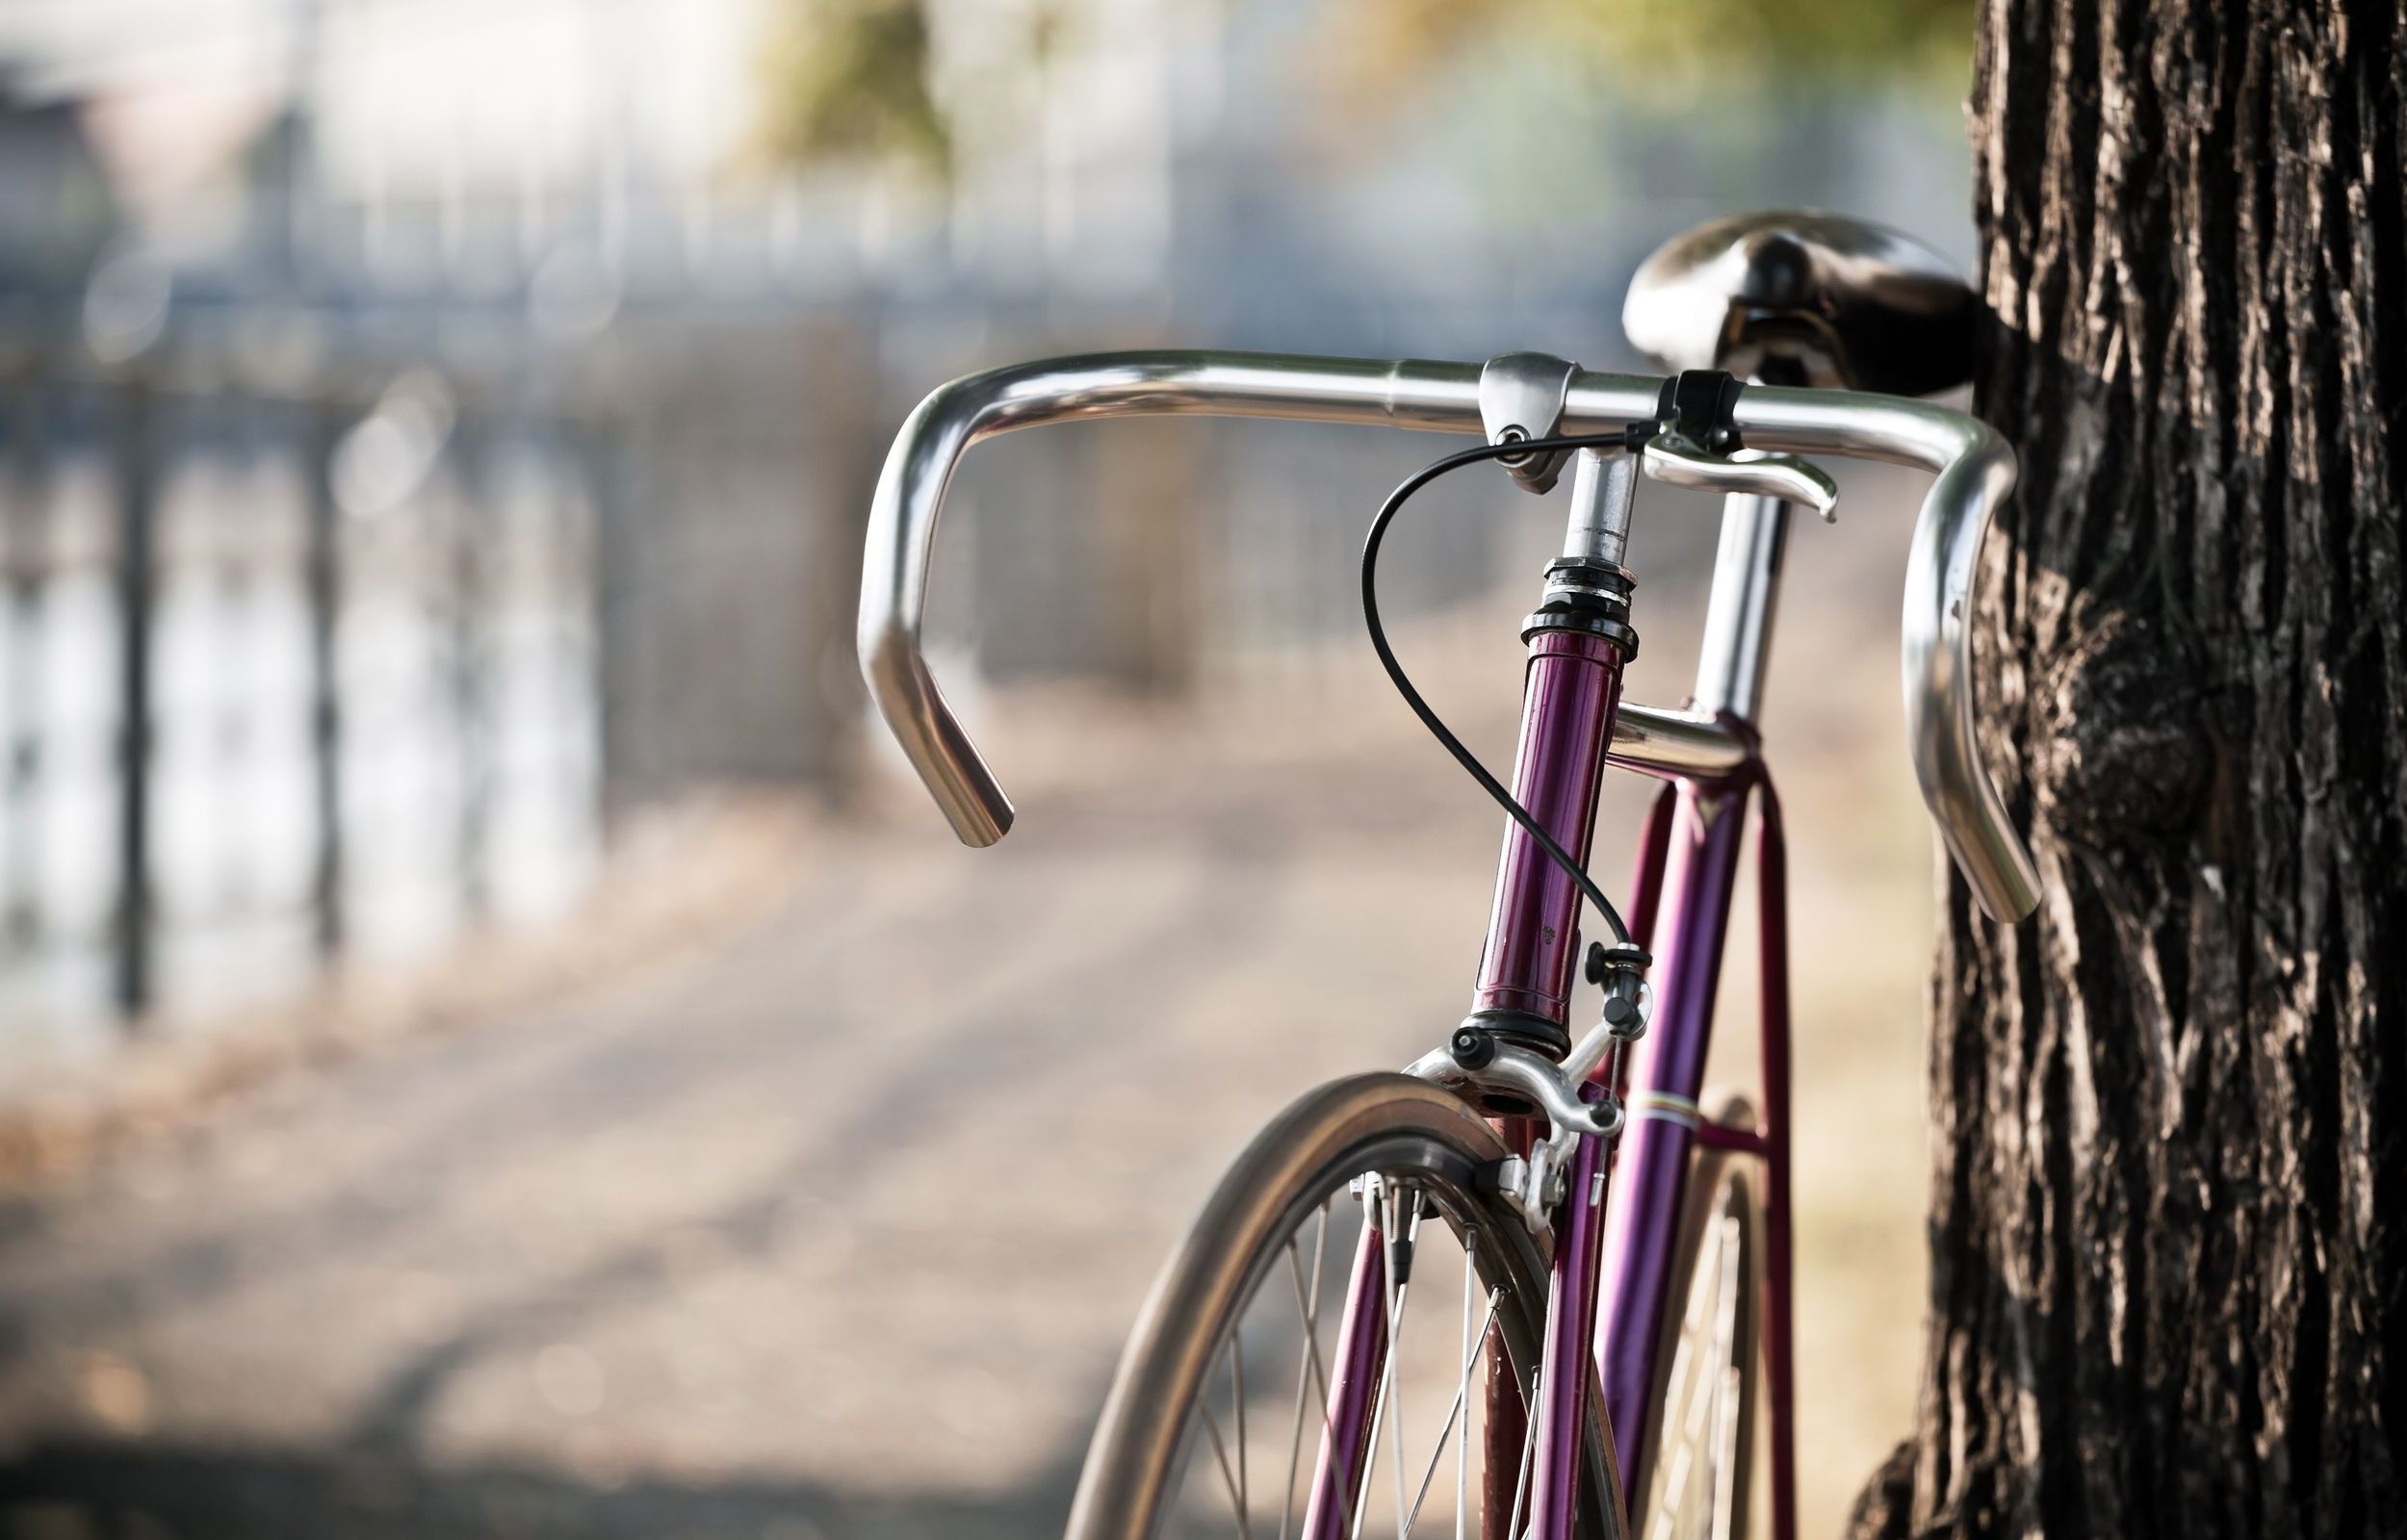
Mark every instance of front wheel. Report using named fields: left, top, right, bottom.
left=1067, top=1073, right=1622, bottom=1540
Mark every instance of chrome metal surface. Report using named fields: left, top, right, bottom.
left=860, top=351, right=1482, bottom=845
left=1728, top=382, right=2041, bottom=920
left=1641, top=437, right=1837, bottom=517
left=858, top=348, right=2041, bottom=922
left=1409, top=1041, right=1622, bottom=1146
left=1606, top=705, right=1749, bottom=779
left=1478, top=351, right=1581, bottom=494
left=1563, top=449, right=1639, bottom=569
left=1690, top=496, right=1790, bottom=722
left=1621, top=211, right=1977, bottom=398
left=1062, top=1074, right=1601, bottom=1540
left=1408, top=988, right=1647, bottom=1235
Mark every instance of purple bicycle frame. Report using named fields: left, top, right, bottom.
left=850, top=341, right=2042, bottom=1540
left=1306, top=634, right=1799, bottom=1540
left=1597, top=770, right=1798, bottom=1540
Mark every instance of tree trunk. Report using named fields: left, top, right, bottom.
left=1854, top=2, right=2407, bottom=1536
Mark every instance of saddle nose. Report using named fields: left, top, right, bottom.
left=1621, top=211, right=1978, bottom=397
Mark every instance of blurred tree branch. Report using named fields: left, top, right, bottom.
left=758, top=0, right=952, bottom=178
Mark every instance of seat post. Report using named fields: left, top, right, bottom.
left=1691, top=492, right=1790, bottom=723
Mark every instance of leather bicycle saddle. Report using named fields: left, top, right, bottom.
left=1621, top=211, right=1977, bottom=397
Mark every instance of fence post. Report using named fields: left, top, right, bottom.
left=2, top=370, right=47, bottom=950
left=585, top=420, right=634, bottom=837
left=114, top=377, right=157, bottom=1023
left=450, top=412, right=490, bottom=922
left=303, top=397, right=345, bottom=958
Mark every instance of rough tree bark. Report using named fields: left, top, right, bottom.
left=1852, top=2, right=2407, bottom=1536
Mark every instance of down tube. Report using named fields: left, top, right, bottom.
left=1594, top=778, right=1751, bottom=1484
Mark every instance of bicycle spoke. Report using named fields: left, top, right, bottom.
left=1290, top=1205, right=1335, bottom=1409
left=1673, top=1220, right=1736, bottom=1536
left=1279, top=1239, right=1310, bottom=1540
left=1505, top=1367, right=1540, bottom=1540
left=1233, top=1321, right=1250, bottom=1532
left=1347, top=1320, right=1390, bottom=1540
left=1281, top=1205, right=1339, bottom=1540
left=1403, top=1288, right=1498, bottom=1538
left=1063, top=1083, right=1599, bottom=1540
left=1456, top=1236, right=1473, bottom=1540
left=1382, top=1185, right=1418, bottom=1539
left=1709, top=1362, right=1742, bottom=1540
left=1644, top=1199, right=1759, bottom=1540
left=1346, top=1213, right=1382, bottom=1540
left=1705, top=1219, right=1744, bottom=1540
left=1200, top=1395, right=1255, bottom=1540
left=1348, top=1183, right=1403, bottom=1540
left=1129, top=1136, right=1566, bottom=1540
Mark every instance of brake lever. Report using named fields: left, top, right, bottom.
left=1642, top=434, right=1841, bottom=520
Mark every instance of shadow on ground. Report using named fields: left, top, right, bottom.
left=0, top=1437, right=1077, bottom=1540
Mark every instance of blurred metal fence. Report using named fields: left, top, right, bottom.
left=0, top=345, right=609, bottom=1048
left=0, top=308, right=1743, bottom=1056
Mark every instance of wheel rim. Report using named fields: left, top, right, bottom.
left=1158, top=1149, right=1546, bottom=1540
left=1068, top=1076, right=1617, bottom=1540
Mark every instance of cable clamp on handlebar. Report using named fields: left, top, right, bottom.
left=1628, top=368, right=1843, bottom=517
left=1478, top=351, right=1581, bottom=494
left=1626, top=369, right=1747, bottom=455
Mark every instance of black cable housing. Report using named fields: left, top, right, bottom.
left=1360, top=433, right=1638, bottom=947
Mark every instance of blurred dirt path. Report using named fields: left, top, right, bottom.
left=0, top=607, right=1940, bottom=1540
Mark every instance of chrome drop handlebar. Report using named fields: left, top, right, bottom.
left=857, top=349, right=2040, bottom=923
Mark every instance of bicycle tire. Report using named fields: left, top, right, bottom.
left=1066, top=1072, right=1624, bottom=1540
left=1626, top=1098, right=1765, bottom=1540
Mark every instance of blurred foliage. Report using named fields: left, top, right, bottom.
left=1317, top=0, right=1975, bottom=104
left=757, top=0, right=1074, bottom=180
left=754, top=0, right=1973, bottom=180
left=758, top=0, right=951, bottom=177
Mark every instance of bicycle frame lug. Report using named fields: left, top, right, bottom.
left=1478, top=351, right=1580, bottom=494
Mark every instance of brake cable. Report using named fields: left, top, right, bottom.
left=1359, top=432, right=1638, bottom=948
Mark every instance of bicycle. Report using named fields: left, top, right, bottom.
left=856, top=211, right=2039, bottom=1540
